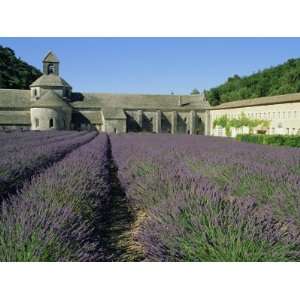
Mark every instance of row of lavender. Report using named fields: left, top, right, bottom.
left=110, top=134, right=300, bottom=261
left=0, top=131, right=97, bottom=199
left=0, top=133, right=111, bottom=261
left=0, top=130, right=83, bottom=155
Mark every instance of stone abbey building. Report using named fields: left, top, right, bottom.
left=0, top=52, right=210, bottom=134
left=1, top=51, right=300, bottom=136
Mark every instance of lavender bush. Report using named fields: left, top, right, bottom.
left=110, top=134, right=300, bottom=261
left=0, top=131, right=84, bottom=156
left=0, top=131, right=97, bottom=199
left=2, top=131, right=300, bottom=261
left=0, top=134, right=111, bottom=261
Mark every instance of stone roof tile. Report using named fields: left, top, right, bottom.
left=43, top=51, right=59, bottom=63
left=0, top=89, right=30, bottom=108
left=102, top=107, right=126, bottom=119
left=0, top=111, right=31, bottom=125
left=30, top=74, right=72, bottom=88
left=31, top=90, right=71, bottom=109
left=211, top=93, right=300, bottom=110
left=71, top=93, right=209, bottom=110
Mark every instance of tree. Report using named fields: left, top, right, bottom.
left=190, top=88, right=200, bottom=95
left=0, top=45, right=42, bottom=89
left=205, top=57, right=300, bottom=106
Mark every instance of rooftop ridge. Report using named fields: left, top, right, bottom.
left=79, top=92, right=205, bottom=97
left=0, top=88, right=30, bottom=92
left=43, top=51, right=59, bottom=63
left=212, top=92, right=300, bottom=110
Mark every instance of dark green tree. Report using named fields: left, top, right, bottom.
left=190, top=88, right=200, bottom=95
left=0, top=45, right=42, bottom=89
left=205, top=57, right=300, bottom=106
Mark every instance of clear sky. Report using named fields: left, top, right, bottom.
left=1, top=38, right=300, bottom=95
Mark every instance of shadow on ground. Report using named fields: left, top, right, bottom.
left=99, top=137, right=144, bottom=262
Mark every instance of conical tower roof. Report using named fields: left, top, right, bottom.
left=31, top=90, right=71, bottom=109
left=43, top=51, right=59, bottom=63
left=30, top=73, right=72, bottom=88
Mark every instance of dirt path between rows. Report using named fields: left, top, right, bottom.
left=99, top=137, right=144, bottom=262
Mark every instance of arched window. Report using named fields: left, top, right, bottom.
left=49, top=118, right=54, bottom=128
left=33, top=89, right=37, bottom=97
left=48, top=64, right=55, bottom=74
left=35, top=118, right=39, bottom=128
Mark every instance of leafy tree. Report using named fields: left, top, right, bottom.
left=190, top=88, right=200, bottom=95
left=0, top=45, right=42, bottom=89
left=205, top=57, right=300, bottom=106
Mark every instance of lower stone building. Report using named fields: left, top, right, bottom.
left=209, top=93, right=300, bottom=137
left=0, top=51, right=210, bottom=134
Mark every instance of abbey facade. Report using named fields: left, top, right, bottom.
left=0, top=52, right=210, bottom=134
left=1, top=51, right=300, bottom=136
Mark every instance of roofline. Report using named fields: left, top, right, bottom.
left=0, top=122, right=31, bottom=125
left=0, top=107, right=30, bottom=110
left=103, top=117, right=127, bottom=120
left=209, top=93, right=300, bottom=110
left=79, top=92, right=205, bottom=97
left=43, top=51, right=59, bottom=63
left=30, top=84, right=68, bottom=88
left=71, top=105, right=207, bottom=111
left=0, top=88, right=30, bottom=92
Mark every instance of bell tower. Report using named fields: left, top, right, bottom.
left=43, top=51, right=59, bottom=75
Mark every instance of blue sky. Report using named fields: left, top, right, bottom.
left=1, top=38, right=300, bottom=94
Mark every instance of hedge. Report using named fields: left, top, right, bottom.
left=236, top=134, right=300, bottom=147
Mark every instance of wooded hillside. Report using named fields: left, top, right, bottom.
left=205, top=58, right=300, bottom=106
left=0, top=46, right=42, bottom=89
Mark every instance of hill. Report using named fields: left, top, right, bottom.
left=0, top=46, right=42, bottom=89
left=205, top=58, right=300, bottom=106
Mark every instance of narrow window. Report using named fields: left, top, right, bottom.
left=35, top=118, right=39, bottom=128
left=288, top=111, right=291, bottom=119
left=34, top=89, right=37, bottom=97
left=287, top=128, right=289, bottom=135
left=48, top=64, right=55, bottom=74
left=294, top=111, right=297, bottom=118
left=49, top=118, right=54, bottom=128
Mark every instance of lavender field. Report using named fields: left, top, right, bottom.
left=1, top=131, right=300, bottom=261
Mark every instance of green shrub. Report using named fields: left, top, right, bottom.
left=236, top=134, right=300, bottom=147
left=213, top=113, right=270, bottom=137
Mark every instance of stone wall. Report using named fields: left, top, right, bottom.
left=30, top=108, right=70, bottom=131
left=103, top=119, right=126, bottom=133
left=125, top=109, right=206, bottom=134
